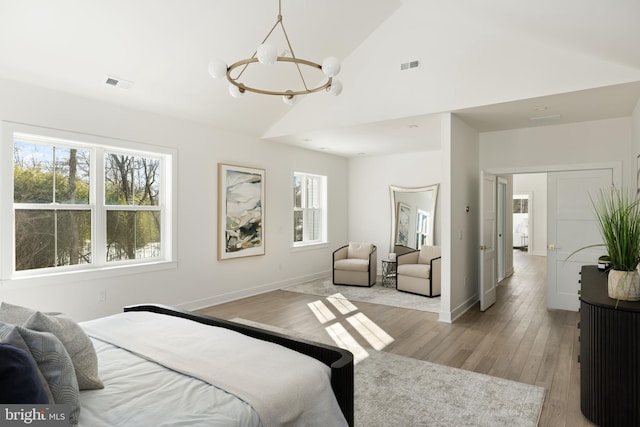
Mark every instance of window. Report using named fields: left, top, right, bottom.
left=513, top=196, right=528, bottom=213
left=3, top=123, right=175, bottom=278
left=293, top=172, right=327, bottom=246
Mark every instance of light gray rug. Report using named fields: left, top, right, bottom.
left=282, top=277, right=442, bottom=314
left=230, top=318, right=545, bottom=427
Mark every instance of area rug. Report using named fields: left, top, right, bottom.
left=230, top=318, right=545, bottom=427
left=282, top=277, right=441, bottom=314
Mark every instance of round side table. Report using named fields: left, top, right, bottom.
left=381, top=259, right=397, bottom=288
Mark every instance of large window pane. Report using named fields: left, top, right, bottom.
left=134, top=158, right=160, bottom=206
left=14, top=142, right=54, bottom=203
left=105, top=154, right=160, bottom=206
left=14, top=142, right=90, bottom=204
left=15, top=210, right=55, bottom=270
left=294, top=210, right=303, bottom=242
left=293, top=175, right=302, bottom=208
left=54, top=147, right=91, bottom=204
left=15, top=209, right=91, bottom=271
left=106, top=211, right=161, bottom=261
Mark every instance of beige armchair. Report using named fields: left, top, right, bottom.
left=396, top=245, right=441, bottom=297
left=333, top=242, right=377, bottom=287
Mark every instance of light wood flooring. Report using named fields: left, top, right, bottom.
left=198, top=250, right=595, bottom=427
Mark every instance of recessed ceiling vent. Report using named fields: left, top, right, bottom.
left=105, top=75, right=133, bottom=89
left=400, top=60, right=420, bottom=71
left=529, top=114, right=562, bottom=123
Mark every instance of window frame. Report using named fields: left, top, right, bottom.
left=293, top=171, right=327, bottom=247
left=1, top=122, right=177, bottom=282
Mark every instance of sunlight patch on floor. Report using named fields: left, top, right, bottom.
left=346, top=312, right=394, bottom=350
left=307, top=300, right=336, bottom=324
left=325, top=322, right=369, bottom=364
left=327, top=293, right=358, bottom=314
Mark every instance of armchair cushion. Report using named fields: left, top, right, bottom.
left=334, top=258, right=370, bottom=272
left=397, top=264, right=430, bottom=279
left=348, top=242, right=373, bottom=260
left=418, top=245, right=440, bottom=264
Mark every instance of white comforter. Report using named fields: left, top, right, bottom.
left=81, top=312, right=347, bottom=427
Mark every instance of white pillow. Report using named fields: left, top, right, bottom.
left=348, top=242, right=373, bottom=260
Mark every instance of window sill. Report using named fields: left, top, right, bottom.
left=291, top=242, right=329, bottom=252
left=0, top=260, right=178, bottom=290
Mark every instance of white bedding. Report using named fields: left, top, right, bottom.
left=80, top=312, right=347, bottom=427
left=79, top=338, right=262, bottom=427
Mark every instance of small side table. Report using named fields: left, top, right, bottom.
left=381, top=259, right=397, bottom=288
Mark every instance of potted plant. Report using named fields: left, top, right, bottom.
left=576, top=187, right=640, bottom=301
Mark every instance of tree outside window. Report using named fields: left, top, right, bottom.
left=11, top=132, right=169, bottom=275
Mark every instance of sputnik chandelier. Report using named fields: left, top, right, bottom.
left=208, top=0, right=342, bottom=105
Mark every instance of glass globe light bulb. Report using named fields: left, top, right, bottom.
left=257, top=43, right=278, bottom=65
left=228, top=83, right=245, bottom=98
left=282, top=91, right=297, bottom=105
left=327, top=79, right=343, bottom=96
left=208, top=59, right=228, bottom=79
left=322, top=57, right=341, bottom=77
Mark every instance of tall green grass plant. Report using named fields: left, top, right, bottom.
left=589, top=187, right=640, bottom=271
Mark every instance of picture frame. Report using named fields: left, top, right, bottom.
left=218, top=163, right=265, bottom=260
left=396, top=202, right=411, bottom=246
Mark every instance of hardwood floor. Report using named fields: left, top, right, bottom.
left=198, top=251, right=595, bottom=426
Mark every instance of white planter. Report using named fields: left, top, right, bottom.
left=608, top=269, right=640, bottom=301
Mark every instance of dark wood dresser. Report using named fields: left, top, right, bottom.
left=579, top=265, right=640, bottom=426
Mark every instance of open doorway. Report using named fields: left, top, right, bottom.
left=513, top=193, right=530, bottom=252
left=512, top=173, right=547, bottom=257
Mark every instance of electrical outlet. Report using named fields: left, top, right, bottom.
left=98, top=290, right=107, bottom=302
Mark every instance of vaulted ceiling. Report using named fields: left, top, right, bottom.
left=1, top=0, right=639, bottom=157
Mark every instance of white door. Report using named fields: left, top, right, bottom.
left=547, top=169, right=614, bottom=311
left=480, top=172, right=497, bottom=311
left=497, top=177, right=507, bottom=282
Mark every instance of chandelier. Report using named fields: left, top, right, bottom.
left=208, top=0, right=342, bottom=105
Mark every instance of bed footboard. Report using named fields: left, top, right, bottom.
left=123, top=303, right=354, bottom=426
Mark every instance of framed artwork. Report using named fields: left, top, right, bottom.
left=218, top=163, right=265, bottom=260
left=396, top=202, right=411, bottom=246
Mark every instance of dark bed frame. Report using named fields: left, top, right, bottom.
left=123, top=304, right=354, bottom=426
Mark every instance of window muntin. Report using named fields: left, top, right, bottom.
left=9, top=128, right=172, bottom=277
left=293, top=172, right=327, bottom=245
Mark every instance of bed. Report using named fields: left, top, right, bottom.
left=0, top=303, right=354, bottom=427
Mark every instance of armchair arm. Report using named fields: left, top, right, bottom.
left=430, top=256, right=442, bottom=290
left=397, top=250, right=419, bottom=265
left=333, top=245, right=349, bottom=263
left=368, top=246, right=377, bottom=286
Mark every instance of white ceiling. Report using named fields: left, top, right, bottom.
left=1, top=0, right=639, bottom=157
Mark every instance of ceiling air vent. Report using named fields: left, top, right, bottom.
left=105, top=75, right=133, bottom=89
left=400, top=60, right=420, bottom=71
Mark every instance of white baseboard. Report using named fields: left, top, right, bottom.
left=439, top=292, right=478, bottom=323
left=177, top=270, right=331, bottom=312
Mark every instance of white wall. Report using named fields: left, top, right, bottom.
left=444, top=115, right=480, bottom=322
left=0, top=79, right=349, bottom=321
left=513, top=173, right=547, bottom=256
left=479, top=117, right=633, bottom=188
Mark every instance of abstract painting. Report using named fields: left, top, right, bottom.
left=218, top=164, right=265, bottom=260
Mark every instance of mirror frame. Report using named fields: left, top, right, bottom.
left=389, top=183, right=439, bottom=254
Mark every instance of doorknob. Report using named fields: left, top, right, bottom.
left=548, top=244, right=560, bottom=251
